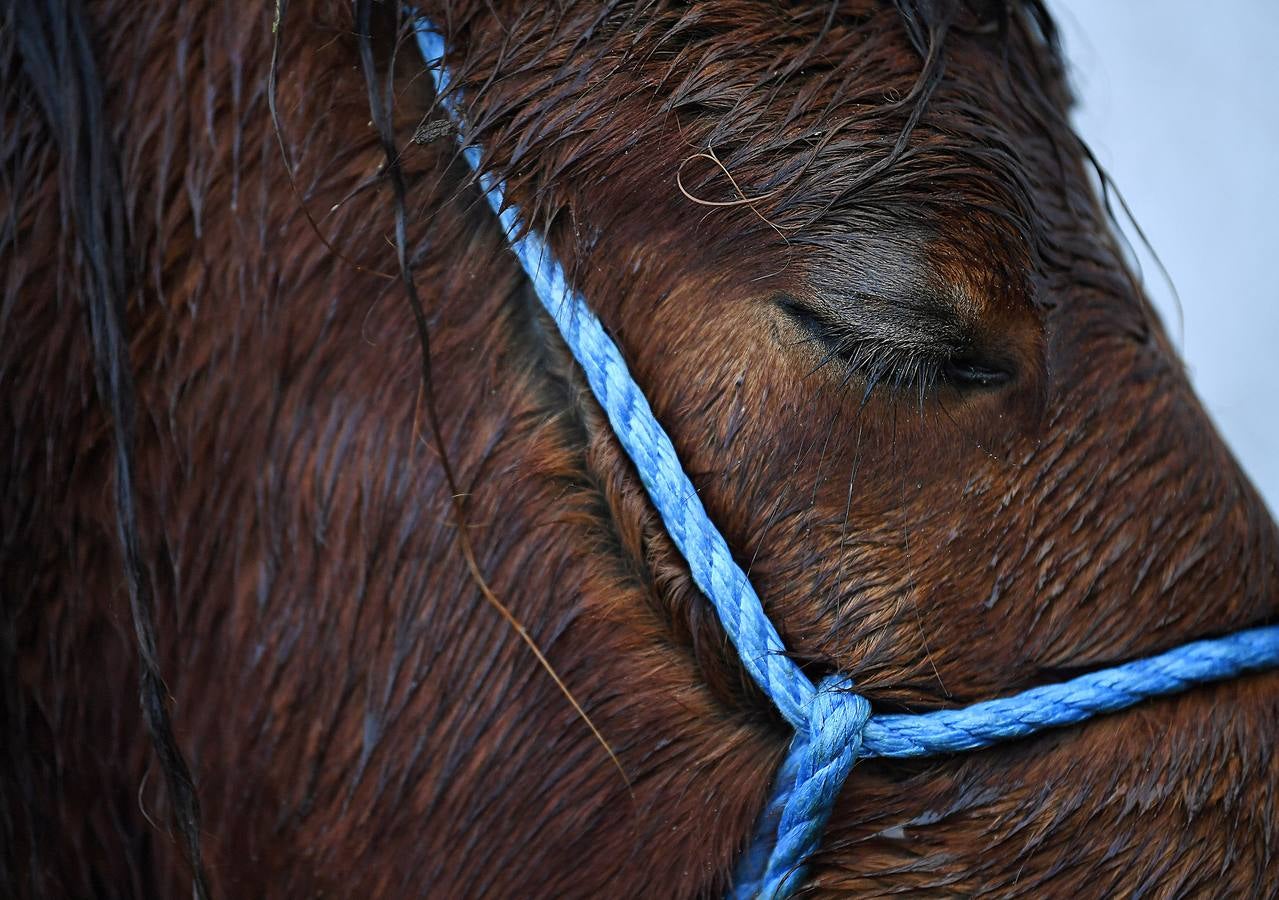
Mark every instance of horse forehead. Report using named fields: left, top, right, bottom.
left=471, top=4, right=1064, bottom=187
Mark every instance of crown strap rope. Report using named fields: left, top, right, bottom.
left=416, top=22, right=1279, bottom=900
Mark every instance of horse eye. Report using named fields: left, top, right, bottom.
left=943, top=355, right=1014, bottom=389
left=775, top=295, right=1014, bottom=397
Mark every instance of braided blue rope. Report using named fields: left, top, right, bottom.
left=729, top=624, right=1279, bottom=898
left=416, top=23, right=1279, bottom=899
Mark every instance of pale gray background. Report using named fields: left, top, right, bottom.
left=1051, top=2, right=1277, bottom=512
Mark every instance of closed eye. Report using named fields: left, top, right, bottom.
left=776, top=295, right=1015, bottom=398
left=944, top=356, right=1013, bottom=388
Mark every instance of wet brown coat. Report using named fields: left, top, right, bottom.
left=3, top=1, right=1276, bottom=896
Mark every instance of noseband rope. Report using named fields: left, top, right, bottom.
left=416, top=24, right=1279, bottom=899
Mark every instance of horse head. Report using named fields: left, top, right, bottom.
left=3, top=1, right=1275, bottom=896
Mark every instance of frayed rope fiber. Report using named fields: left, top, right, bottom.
left=416, top=22, right=1279, bottom=899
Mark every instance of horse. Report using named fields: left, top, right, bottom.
left=3, top=1, right=1276, bottom=897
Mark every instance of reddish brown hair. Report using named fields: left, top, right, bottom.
left=2, top=1, right=1275, bottom=896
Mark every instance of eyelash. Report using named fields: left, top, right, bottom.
left=811, top=332, right=948, bottom=401
left=778, top=298, right=1012, bottom=400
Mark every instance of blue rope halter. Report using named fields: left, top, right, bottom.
left=416, top=24, right=1279, bottom=899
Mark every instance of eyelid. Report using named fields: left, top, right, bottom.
left=775, top=294, right=1014, bottom=395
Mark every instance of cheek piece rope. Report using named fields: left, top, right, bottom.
left=416, top=24, right=1279, bottom=899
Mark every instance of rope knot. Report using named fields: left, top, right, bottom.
left=805, top=674, right=871, bottom=760
left=730, top=675, right=871, bottom=898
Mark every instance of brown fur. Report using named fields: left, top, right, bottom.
left=2, top=1, right=1276, bottom=897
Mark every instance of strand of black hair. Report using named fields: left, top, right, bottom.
left=10, top=0, right=210, bottom=896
